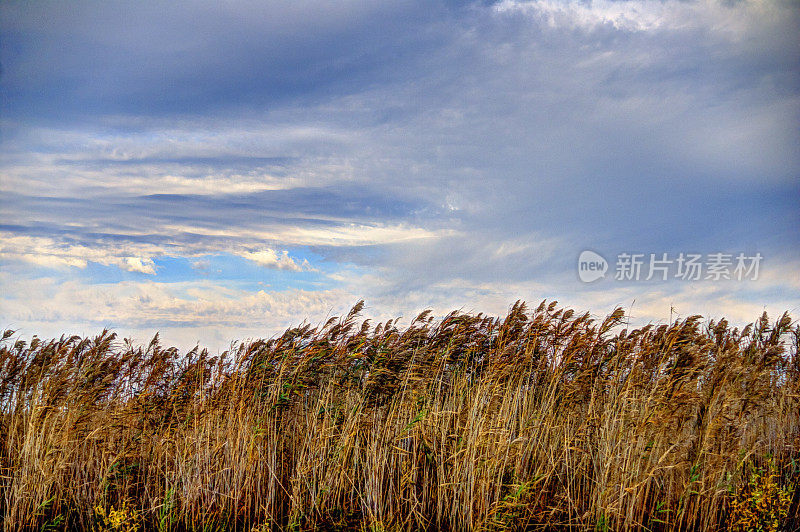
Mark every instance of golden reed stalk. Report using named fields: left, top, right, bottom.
left=1, top=301, right=797, bottom=531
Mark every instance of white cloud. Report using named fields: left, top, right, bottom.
left=123, top=257, right=156, bottom=275
left=1, top=256, right=797, bottom=352
left=20, top=253, right=88, bottom=269
left=278, top=224, right=448, bottom=246
left=0, top=274, right=357, bottom=349
left=0, top=224, right=448, bottom=279
left=0, top=234, right=160, bottom=274
left=493, top=0, right=787, bottom=35
left=159, top=223, right=448, bottom=247
left=0, top=157, right=300, bottom=197
left=240, top=249, right=306, bottom=271
left=494, top=0, right=670, bottom=32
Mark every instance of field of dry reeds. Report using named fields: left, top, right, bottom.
left=1, top=300, right=798, bottom=531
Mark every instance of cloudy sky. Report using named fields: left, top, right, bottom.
left=1, top=0, right=798, bottom=349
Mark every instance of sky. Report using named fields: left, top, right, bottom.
left=1, top=0, right=798, bottom=350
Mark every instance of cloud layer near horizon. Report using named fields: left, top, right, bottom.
left=1, top=0, right=798, bottom=349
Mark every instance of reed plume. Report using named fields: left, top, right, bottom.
left=0, top=301, right=797, bottom=531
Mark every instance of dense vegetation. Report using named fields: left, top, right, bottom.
left=1, top=301, right=798, bottom=531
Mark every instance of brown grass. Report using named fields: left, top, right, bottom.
left=1, top=300, right=798, bottom=531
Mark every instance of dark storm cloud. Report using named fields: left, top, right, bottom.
left=4, top=184, right=426, bottom=239
left=0, top=0, right=460, bottom=121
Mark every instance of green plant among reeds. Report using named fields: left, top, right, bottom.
left=727, top=458, right=796, bottom=532
left=0, top=301, right=797, bottom=531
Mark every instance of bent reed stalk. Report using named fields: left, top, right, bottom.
left=1, top=301, right=798, bottom=531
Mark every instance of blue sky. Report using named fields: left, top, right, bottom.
left=1, top=0, right=798, bottom=349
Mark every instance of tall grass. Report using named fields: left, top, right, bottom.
left=1, top=300, right=798, bottom=531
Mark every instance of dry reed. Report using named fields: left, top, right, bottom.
left=1, top=300, right=797, bottom=531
